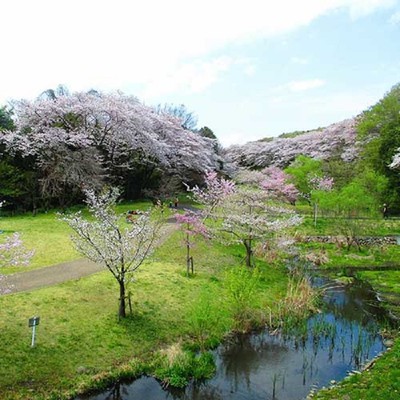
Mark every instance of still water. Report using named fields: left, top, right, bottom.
left=78, top=278, right=391, bottom=400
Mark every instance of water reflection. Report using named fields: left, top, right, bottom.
left=77, top=278, right=390, bottom=400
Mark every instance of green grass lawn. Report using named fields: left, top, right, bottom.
left=0, top=226, right=288, bottom=399
left=0, top=201, right=157, bottom=274
left=1, top=206, right=400, bottom=400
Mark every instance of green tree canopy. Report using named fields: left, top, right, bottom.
left=357, top=83, right=400, bottom=206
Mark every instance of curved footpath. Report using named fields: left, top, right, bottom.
left=0, top=222, right=178, bottom=295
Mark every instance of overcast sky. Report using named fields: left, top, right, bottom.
left=1, top=0, right=399, bottom=146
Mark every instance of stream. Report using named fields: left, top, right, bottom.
left=77, top=277, right=393, bottom=400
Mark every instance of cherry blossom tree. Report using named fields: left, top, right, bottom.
left=155, top=103, right=198, bottom=131
left=175, top=211, right=209, bottom=276
left=234, top=167, right=299, bottom=204
left=186, top=170, right=236, bottom=219
left=61, top=188, right=163, bottom=318
left=225, top=119, right=359, bottom=169
left=217, top=188, right=302, bottom=267
left=0, top=232, right=35, bottom=295
left=0, top=233, right=35, bottom=268
left=234, top=168, right=265, bottom=186
left=259, top=166, right=299, bottom=204
left=187, top=173, right=302, bottom=267
left=1, top=91, right=223, bottom=207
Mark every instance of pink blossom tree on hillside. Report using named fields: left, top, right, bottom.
left=234, top=167, right=298, bottom=204
left=259, top=166, right=299, bottom=204
left=234, top=169, right=265, bottom=185
left=226, top=118, right=358, bottom=169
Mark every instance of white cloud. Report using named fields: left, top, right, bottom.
left=389, top=10, right=400, bottom=23
left=291, top=57, right=309, bottom=65
left=223, top=130, right=261, bottom=146
left=345, top=0, right=397, bottom=18
left=264, top=87, right=383, bottom=130
left=0, top=0, right=397, bottom=103
left=285, top=79, right=326, bottom=92
left=234, top=58, right=257, bottom=76
left=141, top=57, right=233, bottom=99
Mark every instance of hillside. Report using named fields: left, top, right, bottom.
left=225, top=118, right=358, bottom=169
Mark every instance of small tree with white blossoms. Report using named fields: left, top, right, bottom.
left=0, top=232, right=35, bottom=294
left=187, top=172, right=302, bottom=267
left=218, top=188, right=302, bottom=267
left=0, top=233, right=35, bottom=268
left=61, top=188, right=163, bottom=318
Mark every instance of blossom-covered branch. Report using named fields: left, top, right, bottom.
left=186, top=171, right=235, bottom=219
left=0, top=233, right=35, bottom=268
left=0, top=232, right=35, bottom=295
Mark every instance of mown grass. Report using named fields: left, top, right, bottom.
left=0, top=201, right=155, bottom=274
left=0, top=222, right=288, bottom=399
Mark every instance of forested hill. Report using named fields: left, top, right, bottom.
left=225, top=118, right=358, bottom=169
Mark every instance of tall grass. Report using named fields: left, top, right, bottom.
left=268, top=276, right=321, bottom=332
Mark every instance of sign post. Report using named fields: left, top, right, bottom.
left=28, top=316, right=40, bottom=347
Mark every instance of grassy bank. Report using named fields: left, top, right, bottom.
left=311, top=339, right=400, bottom=400
left=299, top=214, right=400, bottom=400
left=0, top=226, right=289, bottom=399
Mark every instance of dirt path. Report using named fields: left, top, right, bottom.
left=0, top=223, right=178, bottom=295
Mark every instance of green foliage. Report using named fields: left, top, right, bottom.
left=319, top=179, right=381, bottom=218
left=337, top=181, right=379, bottom=217
left=198, top=126, right=216, bottom=140
left=0, top=159, right=39, bottom=212
left=224, top=266, right=261, bottom=330
left=0, top=105, right=14, bottom=131
left=357, top=83, right=400, bottom=208
left=153, top=346, right=215, bottom=388
left=285, top=155, right=324, bottom=198
left=323, top=156, right=357, bottom=189
left=186, top=288, right=229, bottom=350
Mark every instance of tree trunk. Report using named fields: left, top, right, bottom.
left=118, top=279, right=126, bottom=318
left=313, top=202, right=318, bottom=227
left=244, top=239, right=253, bottom=267
left=186, top=242, right=192, bottom=276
